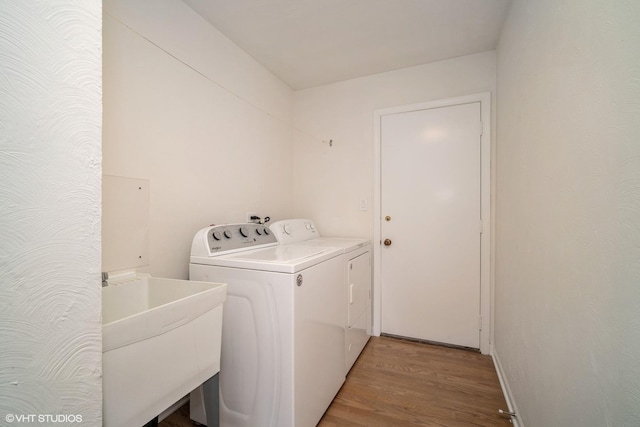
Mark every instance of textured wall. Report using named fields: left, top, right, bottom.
left=495, top=0, right=640, bottom=426
left=103, top=0, right=294, bottom=279
left=0, top=1, right=103, bottom=425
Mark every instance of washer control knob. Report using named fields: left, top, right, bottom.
left=239, top=227, right=249, bottom=237
left=283, top=224, right=292, bottom=235
left=223, top=230, right=232, bottom=239
left=256, top=228, right=262, bottom=235
left=263, top=228, right=270, bottom=235
left=212, top=231, right=222, bottom=240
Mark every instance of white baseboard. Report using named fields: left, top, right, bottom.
left=491, top=345, right=523, bottom=427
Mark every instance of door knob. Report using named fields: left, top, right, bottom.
left=383, top=239, right=392, bottom=246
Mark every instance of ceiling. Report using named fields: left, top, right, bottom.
left=181, top=0, right=512, bottom=90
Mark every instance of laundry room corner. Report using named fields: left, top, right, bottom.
left=102, top=0, right=296, bottom=280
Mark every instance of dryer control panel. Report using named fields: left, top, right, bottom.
left=269, top=219, right=319, bottom=244
left=191, top=223, right=278, bottom=258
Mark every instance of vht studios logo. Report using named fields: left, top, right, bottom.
left=5, top=414, right=83, bottom=423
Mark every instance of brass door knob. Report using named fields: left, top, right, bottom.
left=383, top=239, right=392, bottom=246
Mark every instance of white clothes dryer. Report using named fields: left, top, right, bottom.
left=189, top=223, right=345, bottom=427
left=269, top=219, right=372, bottom=374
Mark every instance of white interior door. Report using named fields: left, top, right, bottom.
left=380, top=102, right=481, bottom=349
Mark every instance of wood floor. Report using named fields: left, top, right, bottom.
left=159, top=336, right=512, bottom=427
left=318, top=336, right=511, bottom=426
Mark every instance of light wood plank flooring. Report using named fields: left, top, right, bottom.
left=159, top=336, right=512, bottom=427
left=318, top=336, right=511, bottom=426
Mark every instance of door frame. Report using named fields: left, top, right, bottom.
left=373, top=93, right=492, bottom=354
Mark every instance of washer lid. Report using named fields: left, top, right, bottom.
left=191, top=244, right=342, bottom=273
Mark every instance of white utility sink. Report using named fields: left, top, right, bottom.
left=102, top=273, right=227, bottom=427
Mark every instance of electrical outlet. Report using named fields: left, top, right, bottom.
left=246, top=212, right=258, bottom=223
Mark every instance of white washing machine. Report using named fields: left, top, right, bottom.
left=269, top=219, right=372, bottom=374
left=189, top=223, right=346, bottom=427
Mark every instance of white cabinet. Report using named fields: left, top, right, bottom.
left=345, top=246, right=371, bottom=373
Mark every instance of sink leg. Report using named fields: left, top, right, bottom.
left=203, top=373, right=220, bottom=427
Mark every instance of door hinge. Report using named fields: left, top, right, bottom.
left=479, top=316, right=483, bottom=331
left=479, top=220, right=484, bottom=234
left=480, top=121, right=484, bottom=136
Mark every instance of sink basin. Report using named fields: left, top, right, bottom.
left=102, top=273, right=227, bottom=427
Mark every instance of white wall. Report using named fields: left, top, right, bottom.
left=0, top=1, right=103, bottom=424
left=292, top=51, right=496, bottom=239
left=103, top=0, right=294, bottom=279
left=495, top=1, right=640, bottom=426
